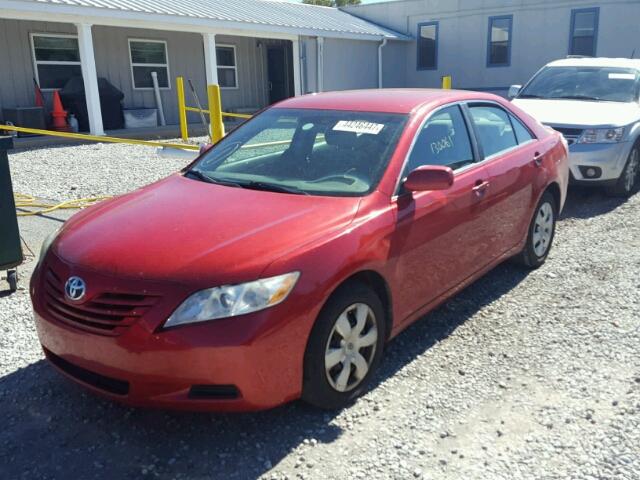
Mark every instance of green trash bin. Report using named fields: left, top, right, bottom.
left=0, top=135, right=22, bottom=292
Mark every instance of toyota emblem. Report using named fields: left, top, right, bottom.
left=64, top=276, right=86, bottom=302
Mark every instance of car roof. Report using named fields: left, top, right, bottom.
left=274, top=88, right=503, bottom=114
left=546, top=57, right=640, bottom=70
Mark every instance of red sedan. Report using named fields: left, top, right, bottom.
left=31, top=89, right=568, bottom=411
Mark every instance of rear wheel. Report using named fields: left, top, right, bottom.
left=302, top=283, right=385, bottom=409
left=606, top=146, right=639, bottom=198
left=514, top=191, right=557, bottom=269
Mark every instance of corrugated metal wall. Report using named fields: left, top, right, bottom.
left=0, top=20, right=76, bottom=115
left=0, top=19, right=293, bottom=126
left=322, top=38, right=378, bottom=91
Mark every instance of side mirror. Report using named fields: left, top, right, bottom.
left=507, top=85, right=522, bottom=99
left=404, top=165, right=454, bottom=192
left=199, top=143, right=214, bottom=154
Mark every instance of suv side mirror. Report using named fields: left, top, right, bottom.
left=404, top=165, right=454, bottom=192
left=507, top=85, right=522, bottom=99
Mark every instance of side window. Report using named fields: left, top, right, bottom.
left=469, top=105, right=518, bottom=157
left=510, top=114, right=534, bottom=144
left=404, top=105, right=475, bottom=176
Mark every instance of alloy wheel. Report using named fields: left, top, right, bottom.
left=623, top=149, right=639, bottom=193
left=532, top=202, right=554, bottom=257
left=324, top=303, right=378, bottom=393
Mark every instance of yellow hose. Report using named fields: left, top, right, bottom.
left=14, top=193, right=111, bottom=217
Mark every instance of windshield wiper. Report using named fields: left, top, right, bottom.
left=184, top=170, right=243, bottom=187
left=518, top=94, right=546, bottom=99
left=240, top=181, right=309, bottom=195
left=551, top=95, right=601, bottom=101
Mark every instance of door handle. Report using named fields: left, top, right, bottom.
left=472, top=180, right=490, bottom=196
left=533, top=152, right=544, bottom=167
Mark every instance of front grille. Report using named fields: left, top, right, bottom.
left=546, top=125, right=583, bottom=145
left=44, top=347, right=129, bottom=396
left=43, top=268, right=159, bottom=335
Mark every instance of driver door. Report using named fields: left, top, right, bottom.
left=389, top=104, right=494, bottom=324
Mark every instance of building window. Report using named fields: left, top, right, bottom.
left=569, top=8, right=599, bottom=56
left=31, top=34, right=82, bottom=90
left=416, top=22, right=438, bottom=70
left=216, top=45, right=238, bottom=89
left=129, top=39, right=170, bottom=89
left=487, top=15, right=513, bottom=67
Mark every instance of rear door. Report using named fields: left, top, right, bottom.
left=465, top=103, right=540, bottom=257
left=390, top=104, right=494, bottom=323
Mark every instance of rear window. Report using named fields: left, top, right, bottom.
left=469, top=105, right=518, bottom=158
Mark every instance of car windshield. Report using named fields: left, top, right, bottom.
left=189, top=108, right=407, bottom=197
left=519, top=66, right=640, bottom=102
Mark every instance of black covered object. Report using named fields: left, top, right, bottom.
left=0, top=136, right=23, bottom=272
left=60, top=77, right=125, bottom=131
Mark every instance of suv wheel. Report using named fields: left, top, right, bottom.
left=607, top=146, right=639, bottom=198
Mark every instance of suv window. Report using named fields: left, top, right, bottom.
left=469, top=105, right=518, bottom=157
left=405, top=105, right=475, bottom=176
left=518, top=66, right=640, bottom=103
left=510, top=114, right=534, bottom=144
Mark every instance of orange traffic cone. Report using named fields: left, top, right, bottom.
left=50, top=90, right=71, bottom=132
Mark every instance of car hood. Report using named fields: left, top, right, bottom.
left=53, top=174, right=361, bottom=286
left=512, top=98, right=640, bottom=127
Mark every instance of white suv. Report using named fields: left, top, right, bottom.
left=510, top=58, right=640, bottom=197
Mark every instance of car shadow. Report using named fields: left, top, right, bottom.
left=559, top=185, right=636, bottom=220
left=0, top=260, right=529, bottom=479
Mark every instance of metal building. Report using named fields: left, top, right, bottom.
left=345, top=0, right=640, bottom=96
left=0, top=0, right=408, bottom=135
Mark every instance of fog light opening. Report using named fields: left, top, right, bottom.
left=578, top=166, right=602, bottom=179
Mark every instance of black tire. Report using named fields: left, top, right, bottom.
left=7, top=270, right=18, bottom=293
left=302, top=282, right=386, bottom=410
left=606, top=146, right=639, bottom=198
left=514, top=191, right=557, bottom=269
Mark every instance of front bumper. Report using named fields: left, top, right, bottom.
left=568, top=141, right=632, bottom=184
left=31, top=257, right=316, bottom=412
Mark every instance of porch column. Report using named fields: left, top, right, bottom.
left=75, top=23, right=104, bottom=135
left=291, top=37, right=302, bottom=96
left=317, top=37, right=324, bottom=93
left=203, top=33, right=219, bottom=85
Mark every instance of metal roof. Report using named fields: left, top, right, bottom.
left=4, top=0, right=408, bottom=40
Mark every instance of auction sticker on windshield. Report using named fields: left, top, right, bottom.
left=609, top=73, right=636, bottom=80
left=333, top=120, right=384, bottom=135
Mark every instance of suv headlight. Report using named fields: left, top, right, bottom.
left=164, top=272, right=300, bottom=328
left=578, top=127, right=625, bottom=144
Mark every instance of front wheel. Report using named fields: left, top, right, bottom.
left=7, top=270, right=18, bottom=293
left=302, top=283, right=385, bottom=410
left=606, top=146, right=639, bottom=198
left=514, top=191, right=557, bottom=269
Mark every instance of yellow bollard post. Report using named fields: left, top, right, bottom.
left=207, top=84, right=225, bottom=143
left=176, top=76, right=189, bottom=141
left=441, top=75, right=452, bottom=89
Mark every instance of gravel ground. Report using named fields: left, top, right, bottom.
left=1, top=142, right=639, bottom=480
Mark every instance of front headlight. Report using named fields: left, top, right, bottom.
left=578, top=127, right=625, bottom=144
left=37, top=228, right=60, bottom=268
left=164, top=272, right=300, bottom=328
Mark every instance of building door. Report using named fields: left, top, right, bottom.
left=267, top=46, right=289, bottom=104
